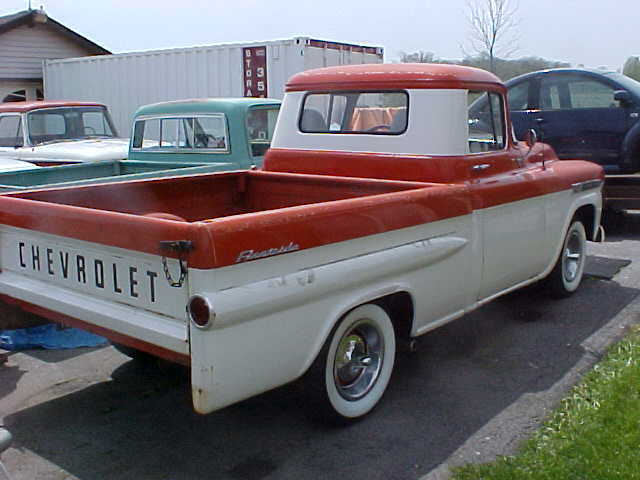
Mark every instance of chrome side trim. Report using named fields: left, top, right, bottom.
left=572, top=179, right=603, bottom=193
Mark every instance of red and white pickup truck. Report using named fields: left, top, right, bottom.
left=0, top=64, right=604, bottom=421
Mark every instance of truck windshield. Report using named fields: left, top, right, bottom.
left=27, top=107, right=117, bottom=145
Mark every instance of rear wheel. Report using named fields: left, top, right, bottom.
left=305, top=303, right=396, bottom=423
left=546, top=220, right=587, bottom=298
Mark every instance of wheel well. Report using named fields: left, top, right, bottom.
left=573, top=204, right=596, bottom=241
left=373, top=292, right=414, bottom=340
left=622, top=129, right=640, bottom=172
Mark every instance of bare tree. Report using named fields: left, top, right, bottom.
left=465, top=0, right=519, bottom=74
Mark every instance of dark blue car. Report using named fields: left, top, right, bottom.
left=505, top=69, right=640, bottom=173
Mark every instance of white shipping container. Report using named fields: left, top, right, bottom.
left=43, top=37, right=384, bottom=135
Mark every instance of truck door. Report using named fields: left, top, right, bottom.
left=467, top=91, right=547, bottom=300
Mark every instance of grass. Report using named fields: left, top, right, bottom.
left=452, top=325, right=640, bottom=480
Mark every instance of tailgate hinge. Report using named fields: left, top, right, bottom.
left=159, top=240, right=194, bottom=288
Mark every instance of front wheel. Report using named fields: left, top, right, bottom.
left=546, top=220, right=587, bottom=298
left=305, top=303, right=396, bottom=423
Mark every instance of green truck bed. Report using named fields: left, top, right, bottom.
left=0, top=97, right=280, bottom=193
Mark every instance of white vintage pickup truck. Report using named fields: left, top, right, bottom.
left=0, top=64, right=604, bottom=422
left=0, top=101, right=128, bottom=166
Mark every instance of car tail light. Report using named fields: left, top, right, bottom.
left=188, top=295, right=213, bottom=328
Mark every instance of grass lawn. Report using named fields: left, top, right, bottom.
left=452, top=325, right=640, bottom=480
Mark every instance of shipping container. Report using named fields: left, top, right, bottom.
left=43, top=37, right=384, bottom=135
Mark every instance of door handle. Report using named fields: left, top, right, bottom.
left=535, top=117, right=546, bottom=124
left=472, top=163, right=491, bottom=172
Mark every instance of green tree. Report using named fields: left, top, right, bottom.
left=398, top=51, right=570, bottom=81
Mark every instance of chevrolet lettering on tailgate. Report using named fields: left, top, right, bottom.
left=2, top=231, right=185, bottom=319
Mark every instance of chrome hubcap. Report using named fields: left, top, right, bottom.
left=333, top=320, right=384, bottom=401
left=563, top=230, right=583, bottom=282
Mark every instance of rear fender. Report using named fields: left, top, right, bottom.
left=188, top=234, right=467, bottom=414
left=300, top=283, right=416, bottom=374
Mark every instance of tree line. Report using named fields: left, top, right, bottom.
left=398, top=51, right=570, bottom=81
left=401, top=0, right=637, bottom=83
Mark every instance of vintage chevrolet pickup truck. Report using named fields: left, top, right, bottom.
left=0, top=64, right=604, bottom=421
left=0, top=101, right=129, bottom=165
left=0, top=98, right=280, bottom=192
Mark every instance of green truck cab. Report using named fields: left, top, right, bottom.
left=0, top=98, right=280, bottom=192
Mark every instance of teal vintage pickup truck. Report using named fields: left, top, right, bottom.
left=0, top=98, right=280, bottom=192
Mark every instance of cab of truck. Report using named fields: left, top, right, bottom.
left=129, top=98, right=281, bottom=168
left=0, top=101, right=128, bottom=165
left=265, top=63, right=545, bottom=184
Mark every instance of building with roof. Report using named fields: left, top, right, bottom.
left=0, top=8, right=109, bottom=103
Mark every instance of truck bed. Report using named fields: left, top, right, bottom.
left=1, top=170, right=468, bottom=269
left=0, top=160, right=235, bottom=192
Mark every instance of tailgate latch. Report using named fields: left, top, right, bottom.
left=159, top=240, right=194, bottom=288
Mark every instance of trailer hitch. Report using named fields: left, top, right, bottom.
left=159, top=240, right=194, bottom=288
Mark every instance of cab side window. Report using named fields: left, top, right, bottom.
left=507, top=80, right=532, bottom=111
left=0, top=115, right=23, bottom=147
left=467, top=91, right=506, bottom=153
left=247, top=106, right=279, bottom=158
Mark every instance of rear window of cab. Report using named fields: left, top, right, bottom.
left=132, top=114, right=229, bottom=152
left=299, top=91, right=408, bottom=135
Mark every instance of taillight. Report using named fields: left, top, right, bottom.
left=187, top=295, right=213, bottom=328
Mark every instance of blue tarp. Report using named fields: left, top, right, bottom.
left=0, top=324, right=107, bottom=351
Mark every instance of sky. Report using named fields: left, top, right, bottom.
left=2, top=0, right=638, bottom=71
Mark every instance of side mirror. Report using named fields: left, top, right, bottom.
left=614, top=90, right=632, bottom=106
left=525, top=128, right=538, bottom=148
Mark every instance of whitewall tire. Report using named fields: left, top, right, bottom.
left=306, top=303, right=396, bottom=423
left=547, top=220, right=587, bottom=298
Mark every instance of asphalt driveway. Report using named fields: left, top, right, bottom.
left=1, top=213, right=639, bottom=480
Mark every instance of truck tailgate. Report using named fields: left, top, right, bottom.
left=0, top=227, right=189, bottom=355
